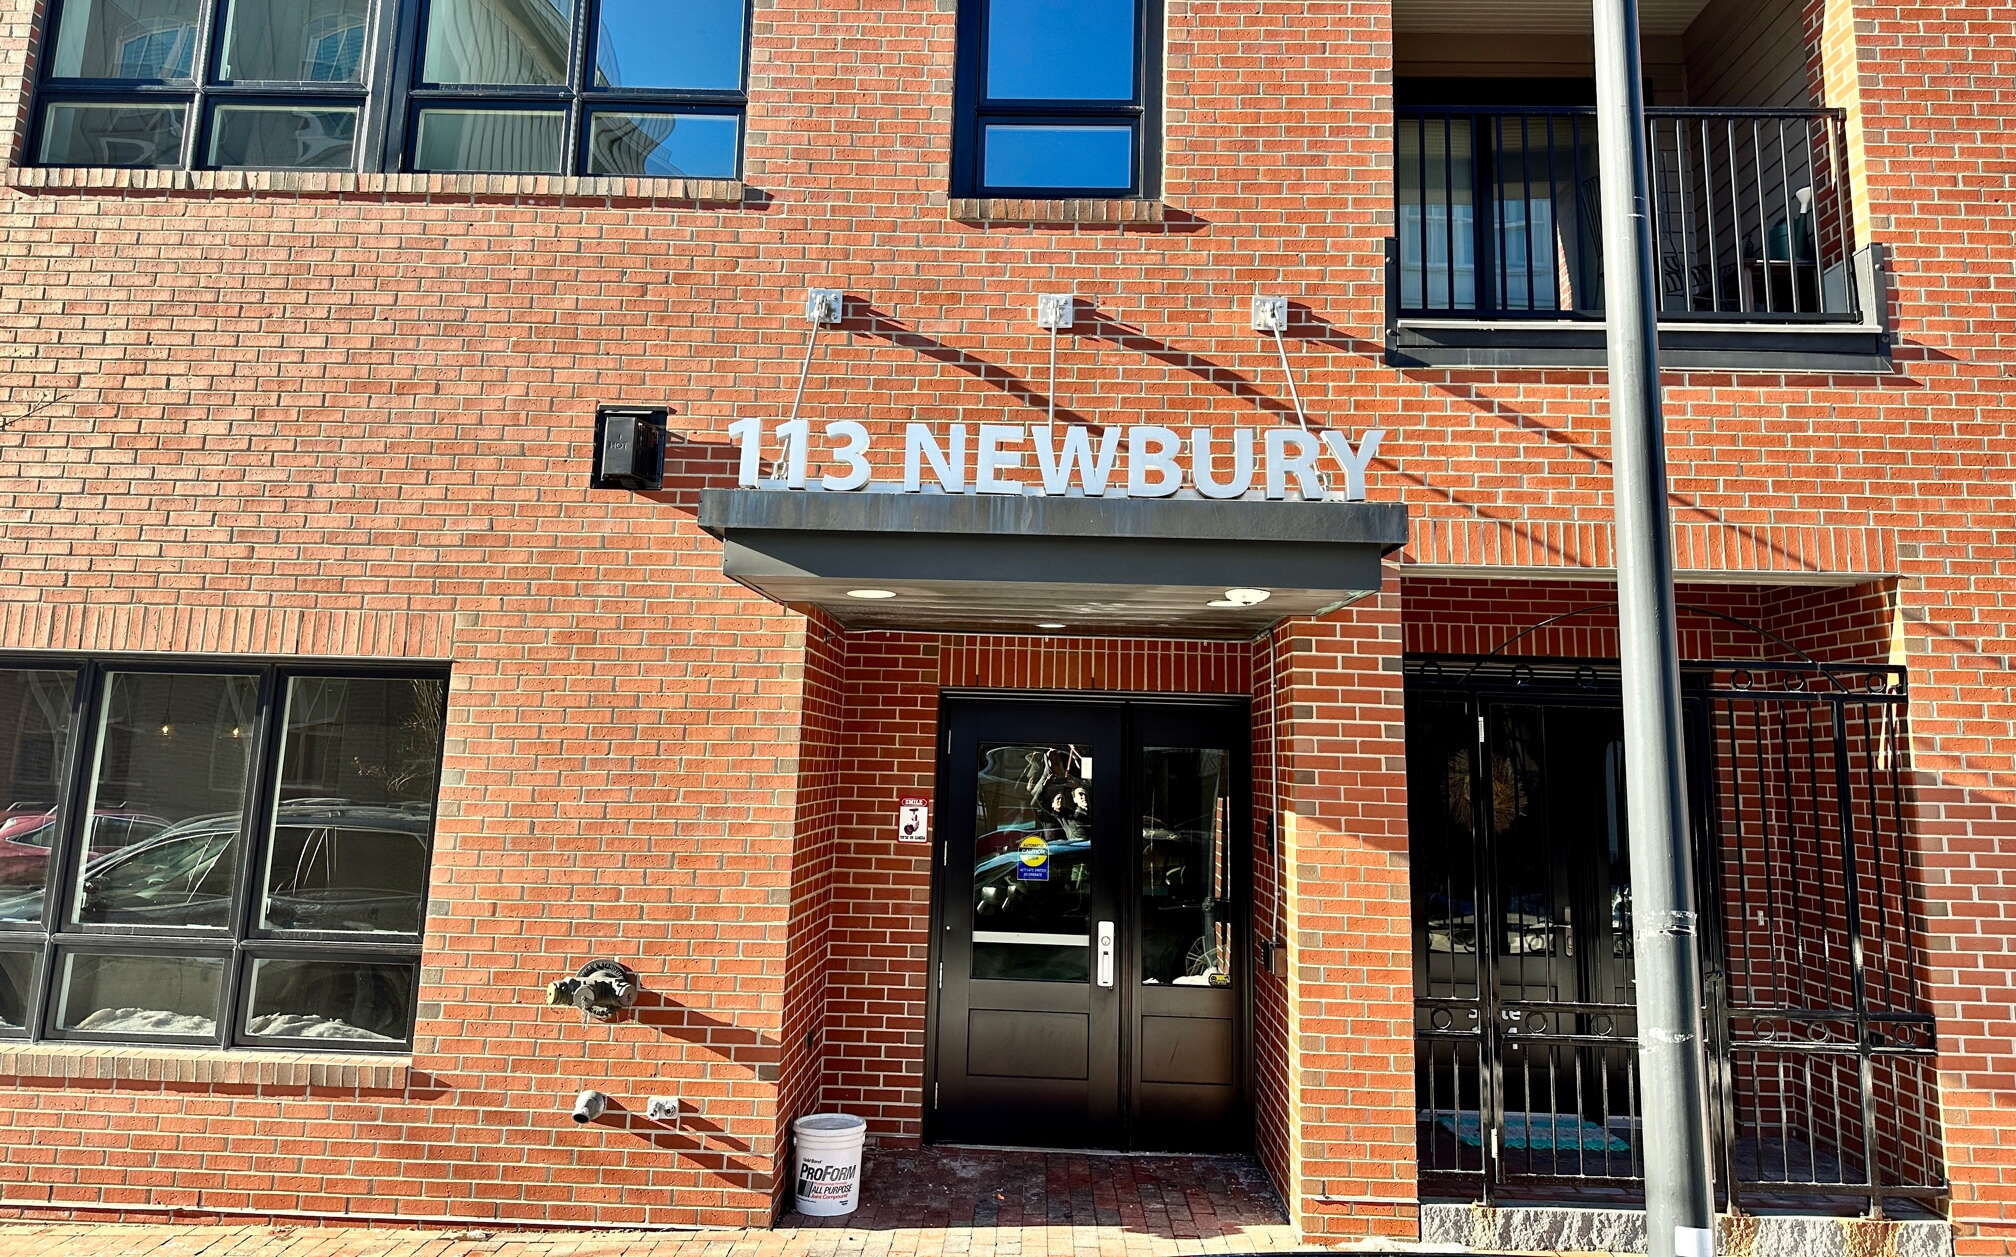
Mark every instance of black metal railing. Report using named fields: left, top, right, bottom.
left=1395, top=106, right=1861, bottom=323
left=1407, top=657, right=1943, bottom=1216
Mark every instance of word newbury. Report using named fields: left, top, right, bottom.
left=726, top=419, right=1387, bottom=502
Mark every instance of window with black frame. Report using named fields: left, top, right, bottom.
left=32, top=0, right=374, bottom=170
left=27, top=0, right=749, bottom=178
left=404, top=0, right=747, bottom=177
left=953, top=0, right=1159, bottom=198
left=0, top=659, right=447, bottom=1052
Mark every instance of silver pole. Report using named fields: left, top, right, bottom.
left=1590, top=2, right=1717, bottom=1256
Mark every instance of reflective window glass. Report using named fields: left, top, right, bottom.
left=0, top=950, right=33, bottom=1032
left=243, top=956, right=415, bottom=1043
left=219, top=0, right=370, bottom=81
left=1137, top=747, right=1232, bottom=987
left=593, top=0, right=744, bottom=91
left=412, top=107, right=566, bottom=172
left=0, top=669, right=79, bottom=925
left=587, top=111, right=738, bottom=178
left=70, top=672, right=257, bottom=929
left=984, top=0, right=1134, bottom=101
left=208, top=103, right=359, bottom=168
left=258, top=676, right=443, bottom=935
left=54, top=950, right=225, bottom=1038
left=47, top=0, right=202, bottom=80
left=37, top=102, right=186, bottom=167
left=982, top=124, right=1132, bottom=190
left=971, top=742, right=1093, bottom=981
left=422, top=0, right=572, bottom=85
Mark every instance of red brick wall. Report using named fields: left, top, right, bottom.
left=0, top=0, right=2009, bottom=1245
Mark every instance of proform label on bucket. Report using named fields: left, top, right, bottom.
left=796, top=1159, right=858, bottom=1201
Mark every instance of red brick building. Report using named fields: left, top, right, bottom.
left=0, top=0, right=2009, bottom=1252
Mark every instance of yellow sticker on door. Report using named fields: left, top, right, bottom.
left=1016, top=835, right=1050, bottom=881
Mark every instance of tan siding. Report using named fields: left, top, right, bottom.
left=1684, top=0, right=1815, bottom=106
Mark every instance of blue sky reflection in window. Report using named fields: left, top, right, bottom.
left=986, top=0, right=1133, bottom=101
left=594, top=0, right=745, bottom=92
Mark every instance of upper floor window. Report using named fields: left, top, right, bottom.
left=0, top=658, right=448, bottom=1052
left=953, top=0, right=1160, bottom=197
left=28, top=0, right=748, bottom=178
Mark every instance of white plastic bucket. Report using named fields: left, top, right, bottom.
left=791, top=1112, right=868, bottom=1216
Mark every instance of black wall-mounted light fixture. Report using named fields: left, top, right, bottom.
left=591, top=405, right=668, bottom=491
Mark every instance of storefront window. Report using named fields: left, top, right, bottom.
left=0, top=658, right=446, bottom=1050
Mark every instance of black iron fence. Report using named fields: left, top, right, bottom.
left=1395, top=106, right=1861, bottom=322
left=1407, top=657, right=1942, bottom=1216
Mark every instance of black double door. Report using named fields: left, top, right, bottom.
left=929, top=696, right=1247, bottom=1152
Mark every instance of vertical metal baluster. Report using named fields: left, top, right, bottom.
left=1727, top=119, right=1743, bottom=312
left=1860, top=704, right=1894, bottom=1011
left=1647, top=111, right=1665, bottom=315
left=1702, top=119, right=1722, bottom=312
left=1752, top=119, right=1773, bottom=313
left=1546, top=112, right=1562, bottom=314
left=1446, top=115, right=1457, bottom=312
left=1775, top=117, right=1800, bottom=312
left=1626, top=1052, right=1641, bottom=1178
left=1520, top=114, right=1534, bottom=311
left=1572, top=113, right=1589, bottom=312
left=1601, top=1039, right=1616, bottom=1176
left=1574, top=1043, right=1588, bottom=1177
left=1546, top=1043, right=1560, bottom=1177
left=1417, top=116, right=1430, bottom=311
left=1495, top=114, right=1509, bottom=314
left=1676, top=118, right=1695, bottom=313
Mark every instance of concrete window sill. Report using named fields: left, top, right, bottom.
left=2, top=165, right=746, bottom=206
left=0, top=1041, right=413, bottom=1090
left=948, top=196, right=1167, bottom=225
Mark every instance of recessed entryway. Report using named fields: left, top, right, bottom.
left=926, top=694, right=1249, bottom=1153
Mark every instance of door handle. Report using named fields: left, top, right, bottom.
left=1096, top=921, right=1116, bottom=988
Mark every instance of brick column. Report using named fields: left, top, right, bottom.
left=1257, top=584, right=1416, bottom=1243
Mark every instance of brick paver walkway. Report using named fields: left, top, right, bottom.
left=0, top=1149, right=1342, bottom=1257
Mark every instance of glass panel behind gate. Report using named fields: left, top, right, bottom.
left=971, top=742, right=1092, bottom=981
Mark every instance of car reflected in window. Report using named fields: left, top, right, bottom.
left=0, top=802, right=430, bottom=933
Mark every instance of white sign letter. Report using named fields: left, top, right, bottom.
left=727, top=416, right=764, bottom=487
left=975, top=424, right=1027, bottom=495
left=1264, top=428, right=1323, bottom=500
left=1127, top=426, right=1184, bottom=498
left=822, top=420, right=872, bottom=491
left=1034, top=425, right=1123, bottom=496
left=1190, top=429, right=1255, bottom=500
left=776, top=418, right=811, bottom=489
left=1320, top=428, right=1384, bottom=502
left=903, top=423, right=967, bottom=493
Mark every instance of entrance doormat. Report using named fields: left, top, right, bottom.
left=1434, top=1110, right=1633, bottom=1153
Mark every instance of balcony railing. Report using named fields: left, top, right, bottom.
left=1396, top=106, right=1861, bottom=323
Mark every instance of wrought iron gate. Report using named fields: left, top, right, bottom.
left=1406, top=653, right=1943, bottom=1215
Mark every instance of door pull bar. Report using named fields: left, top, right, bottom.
left=1096, top=921, right=1116, bottom=988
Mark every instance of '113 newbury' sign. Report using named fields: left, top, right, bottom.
left=726, top=419, right=1386, bottom=502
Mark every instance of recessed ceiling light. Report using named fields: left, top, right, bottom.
left=1035, top=622, right=1067, bottom=630
left=1223, top=587, right=1271, bottom=606
left=846, top=588, right=897, bottom=600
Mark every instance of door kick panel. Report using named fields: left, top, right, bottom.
left=966, top=1010, right=1090, bottom=1079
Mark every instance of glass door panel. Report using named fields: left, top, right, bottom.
left=971, top=742, right=1094, bottom=982
left=1137, top=746, right=1232, bottom=988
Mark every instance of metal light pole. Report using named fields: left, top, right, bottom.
left=1590, top=1, right=1717, bottom=1255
